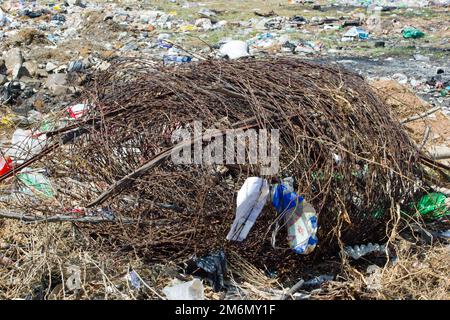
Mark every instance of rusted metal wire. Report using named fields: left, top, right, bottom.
left=0, top=57, right=432, bottom=275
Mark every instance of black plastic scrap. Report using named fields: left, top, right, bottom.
left=195, top=251, right=227, bottom=292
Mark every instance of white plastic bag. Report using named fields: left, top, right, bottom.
left=219, top=40, right=249, bottom=60
left=227, top=177, right=269, bottom=242
left=8, top=129, right=46, bottom=163
left=163, top=279, right=204, bottom=300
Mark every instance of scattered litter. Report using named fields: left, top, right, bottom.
left=195, top=251, right=227, bottom=292
left=341, top=27, right=369, bottom=41
left=163, top=279, right=205, bottom=300
left=9, top=128, right=47, bottom=162
left=344, top=243, right=388, bottom=260
left=163, top=55, right=192, bottom=64
left=402, top=27, right=425, bottom=39
left=65, top=265, right=81, bottom=292
left=127, top=270, right=141, bottom=289
left=227, top=177, right=269, bottom=242
left=271, top=178, right=318, bottom=255
left=0, top=156, right=13, bottom=176
left=67, top=104, right=89, bottom=119
left=219, top=40, right=249, bottom=60
left=17, top=169, right=55, bottom=198
left=414, top=193, right=450, bottom=220
left=302, top=275, right=334, bottom=289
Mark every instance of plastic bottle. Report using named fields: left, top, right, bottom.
left=344, top=243, right=387, bottom=260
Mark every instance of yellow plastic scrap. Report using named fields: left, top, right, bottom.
left=169, top=11, right=178, bottom=16
left=178, top=25, right=196, bottom=32
left=1, top=114, right=15, bottom=127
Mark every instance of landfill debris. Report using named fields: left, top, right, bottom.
left=402, top=27, right=425, bottom=39
left=227, top=177, right=269, bottom=242
left=219, top=40, right=249, bottom=60
left=341, top=27, right=369, bottom=41
left=0, top=156, right=13, bottom=176
left=366, top=265, right=382, bottom=291
left=67, top=103, right=89, bottom=119
left=65, top=265, right=81, bottom=291
left=8, top=128, right=47, bottom=162
left=163, top=279, right=205, bottom=300
left=302, top=275, right=334, bottom=289
left=414, top=193, right=450, bottom=220
left=127, top=270, right=141, bottom=289
left=272, top=178, right=318, bottom=254
left=344, top=243, right=388, bottom=260
left=195, top=251, right=227, bottom=292
left=0, top=0, right=448, bottom=301
left=17, top=169, right=55, bottom=198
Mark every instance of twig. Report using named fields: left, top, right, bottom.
left=0, top=210, right=140, bottom=224
left=400, top=106, right=441, bottom=124
left=419, top=126, right=431, bottom=151
left=86, top=125, right=255, bottom=208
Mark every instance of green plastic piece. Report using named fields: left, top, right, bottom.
left=415, top=192, right=449, bottom=219
left=18, top=172, right=55, bottom=198
left=402, top=27, right=425, bottom=39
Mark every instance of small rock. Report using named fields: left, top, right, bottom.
left=45, top=73, right=68, bottom=95
left=4, top=48, right=24, bottom=75
left=46, top=73, right=67, bottom=87
left=45, top=62, right=58, bottom=73
left=66, top=0, right=85, bottom=7
left=414, top=54, right=430, bottom=62
left=392, top=73, right=408, bottom=85
left=374, top=41, right=385, bottom=48
left=12, top=64, right=30, bottom=80
left=0, top=74, right=7, bottom=85
left=22, top=61, right=38, bottom=77
left=36, top=69, right=48, bottom=78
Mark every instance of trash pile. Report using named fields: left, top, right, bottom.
left=1, top=57, right=443, bottom=278
left=0, top=0, right=449, bottom=300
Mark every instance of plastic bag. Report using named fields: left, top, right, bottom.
left=9, top=129, right=47, bottom=163
left=195, top=251, right=226, bottom=292
left=402, top=27, right=425, bottom=39
left=163, top=279, right=204, bottom=300
left=226, top=177, right=269, bottom=241
left=272, top=179, right=318, bottom=254
left=17, top=170, right=55, bottom=198
left=219, top=40, right=249, bottom=60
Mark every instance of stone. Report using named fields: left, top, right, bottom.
left=22, top=61, right=38, bottom=77
left=12, top=64, right=31, bottom=80
left=46, top=62, right=58, bottom=73
left=66, top=0, right=84, bottom=6
left=414, top=54, right=430, bottom=62
left=45, top=73, right=68, bottom=95
left=0, top=59, right=5, bottom=74
left=36, top=69, right=48, bottom=78
left=4, top=48, right=24, bottom=75
left=0, top=74, right=6, bottom=85
left=46, top=73, right=67, bottom=87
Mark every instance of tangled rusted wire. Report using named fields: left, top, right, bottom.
left=1, top=58, right=433, bottom=275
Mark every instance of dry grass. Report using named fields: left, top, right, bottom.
left=1, top=216, right=448, bottom=300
